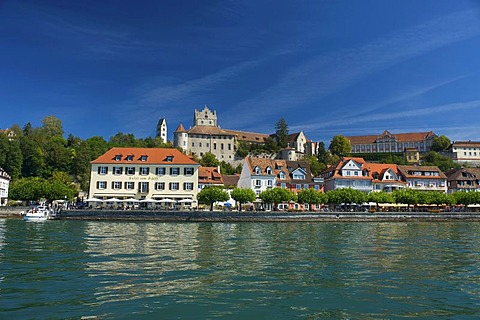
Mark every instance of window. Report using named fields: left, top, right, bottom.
left=113, top=167, right=122, bottom=175
left=126, top=167, right=135, bottom=175
left=97, top=181, right=107, bottom=189
left=126, top=155, right=134, bottom=161
left=114, top=155, right=122, bottom=161
left=304, top=184, right=309, bottom=189
left=255, top=167, right=261, bottom=174
left=170, top=182, right=179, bottom=190
left=125, top=182, right=135, bottom=190
left=166, top=156, right=173, bottom=162
left=140, top=167, right=149, bottom=175
left=98, top=166, right=108, bottom=175
left=266, top=167, right=272, bottom=175
left=256, top=190, right=261, bottom=196
left=112, top=181, right=122, bottom=189
left=155, top=182, right=165, bottom=190
left=192, top=142, right=195, bottom=147
left=296, top=184, right=301, bottom=190
left=267, top=180, right=273, bottom=187
left=170, top=167, right=180, bottom=175
left=156, top=167, right=166, bottom=175
left=140, top=155, right=148, bottom=161
left=228, top=144, right=231, bottom=150
left=279, top=171, right=286, bottom=179
left=139, top=182, right=149, bottom=193
left=213, top=143, right=217, bottom=150
left=199, top=142, right=202, bottom=147
left=255, top=180, right=261, bottom=187
left=184, top=182, right=194, bottom=190
left=281, top=183, right=287, bottom=188
left=314, top=185, right=320, bottom=190
left=184, top=167, right=194, bottom=175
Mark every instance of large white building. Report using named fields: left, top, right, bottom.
left=89, top=147, right=200, bottom=206
left=0, top=167, right=11, bottom=206
left=448, top=141, right=480, bottom=166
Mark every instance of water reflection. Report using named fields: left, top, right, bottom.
left=1, top=220, right=480, bottom=318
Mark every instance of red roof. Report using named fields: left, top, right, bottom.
left=347, top=130, right=436, bottom=144
left=91, top=147, right=199, bottom=165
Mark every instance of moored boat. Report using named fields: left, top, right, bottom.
left=22, top=205, right=53, bottom=222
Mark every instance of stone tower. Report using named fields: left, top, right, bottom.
left=156, top=117, right=167, bottom=143
left=173, top=123, right=188, bottom=151
left=194, top=106, right=217, bottom=127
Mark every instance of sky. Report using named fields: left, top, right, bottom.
left=1, top=0, right=480, bottom=144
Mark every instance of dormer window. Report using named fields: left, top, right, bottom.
left=114, top=155, right=122, bottom=161
left=166, top=156, right=174, bottom=162
left=140, top=155, right=148, bottom=161
left=126, top=155, right=134, bottom=161
left=279, top=171, right=286, bottom=179
left=254, top=166, right=261, bottom=174
left=266, top=166, right=272, bottom=175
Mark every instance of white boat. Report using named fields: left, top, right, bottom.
left=22, top=206, right=53, bottom=222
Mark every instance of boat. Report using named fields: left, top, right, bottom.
left=22, top=205, right=53, bottom=222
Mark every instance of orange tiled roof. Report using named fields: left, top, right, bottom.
left=247, top=157, right=291, bottom=182
left=187, top=125, right=232, bottom=135
left=91, top=147, right=199, bottom=165
left=222, top=174, right=240, bottom=187
left=175, top=123, right=186, bottom=133
left=347, top=130, right=436, bottom=144
left=198, top=166, right=223, bottom=184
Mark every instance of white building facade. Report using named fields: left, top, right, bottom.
left=89, top=147, right=200, bottom=206
left=0, top=168, right=10, bottom=206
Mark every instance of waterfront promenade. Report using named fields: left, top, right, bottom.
left=58, top=209, right=480, bottom=222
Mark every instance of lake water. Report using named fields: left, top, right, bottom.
left=1, top=219, right=480, bottom=319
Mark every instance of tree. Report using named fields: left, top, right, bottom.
left=41, top=115, right=64, bottom=138
left=329, top=135, right=351, bottom=157
left=297, top=188, right=327, bottom=209
left=392, top=189, right=419, bottom=210
left=317, top=141, right=335, bottom=165
left=259, top=188, right=296, bottom=210
left=421, top=151, right=459, bottom=172
left=305, top=155, right=325, bottom=176
left=431, top=135, right=451, bottom=152
left=274, top=118, right=289, bottom=148
left=367, top=191, right=394, bottom=211
left=200, top=152, right=220, bottom=167
left=108, top=132, right=137, bottom=147
left=197, top=186, right=229, bottom=211
left=326, top=188, right=366, bottom=207
left=230, top=188, right=256, bottom=211
left=9, top=177, right=46, bottom=203
left=3, top=138, right=23, bottom=179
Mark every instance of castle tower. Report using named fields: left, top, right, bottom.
left=156, top=117, right=167, bottom=143
left=194, top=105, right=217, bottom=127
left=173, top=123, right=188, bottom=151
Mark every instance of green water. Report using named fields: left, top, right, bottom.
left=1, top=220, right=479, bottom=319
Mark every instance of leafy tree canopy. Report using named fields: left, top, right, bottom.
left=329, top=135, right=351, bottom=157
left=197, top=186, right=229, bottom=211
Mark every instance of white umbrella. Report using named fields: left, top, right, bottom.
left=106, top=198, right=121, bottom=202
left=178, top=199, right=193, bottom=203
left=85, top=198, right=103, bottom=202
left=158, top=198, right=175, bottom=203
left=139, top=198, right=157, bottom=203
left=123, top=198, right=140, bottom=203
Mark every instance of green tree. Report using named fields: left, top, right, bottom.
left=297, top=188, right=327, bottom=208
left=108, top=132, right=137, bottom=147
left=431, top=135, right=451, bottom=152
left=41, top=115, right=64, bottom=138
left=235, top=141, right=251, bottom=158
left=3, top=138, right=23, bottom=179
left=9, top=177, right=46, bottom=203
left=230, top=188, right=256, bottom=211
left=329, top=135, right=351, bottom=157
left=392, top=189, right=419, bottom=210
left=326, top=188, right=366, bottom=207
left=200, top=152, right=220, bottom=167
left=197, top=186, right=229, bottom=211
left=421, top=151, right=459, bottom=172
left=220, top=161, right=236, bottom=175
left=305, top=155, right=325, bottom=176
left=317, top=141, right=335, bottom=165
left=259, top=188, right=296, bottom=210
left=274, top=118, right=289, bottom=148
left=367, top=191, right=394, bottom=211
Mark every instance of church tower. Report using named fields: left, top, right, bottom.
left=194, top=106, right=217, bottom=127
left=156, top=117, right=167, bottom=143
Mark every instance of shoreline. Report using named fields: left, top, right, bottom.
left=55, top=209, right=480, bottom=222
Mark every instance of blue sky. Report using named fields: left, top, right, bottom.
left=1, top=0, right=480, bottom=144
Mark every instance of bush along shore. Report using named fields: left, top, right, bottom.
left=57, top=209, right=480, bottom=222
